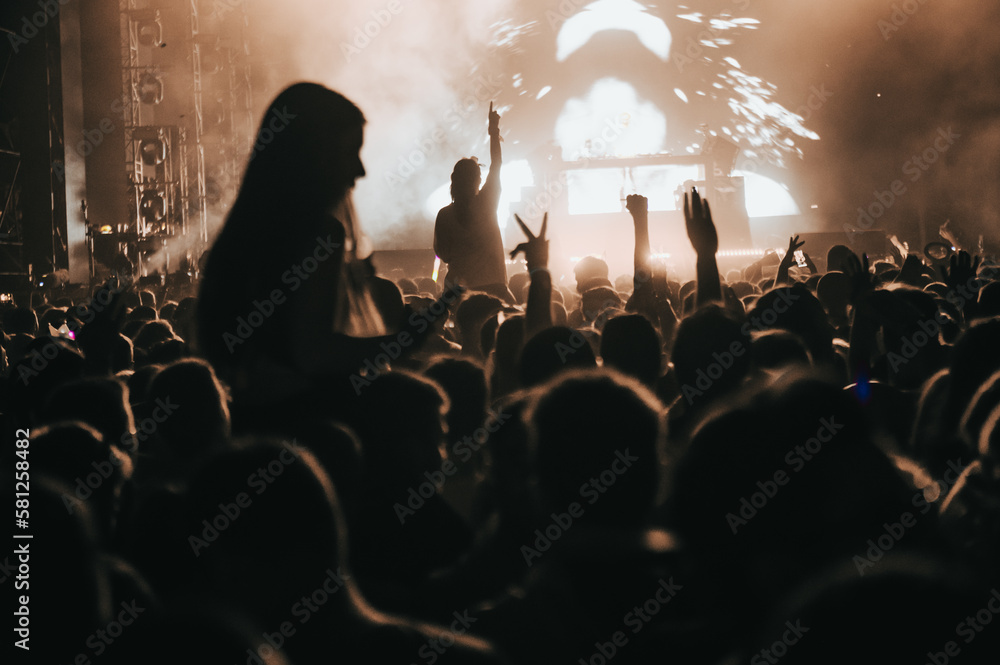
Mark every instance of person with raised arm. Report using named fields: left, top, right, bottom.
left=624, top=193, right=677, bottom=343
left=509, top=212, right=551, bottom=339
left=684, top=187, right=722, bottom=306
left=434, top=102, right=514, bottom=303
left=773, top=234, right=806, bottom=289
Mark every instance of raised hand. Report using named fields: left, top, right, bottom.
left=509, top=212, right=549, bottom=273
left=625, top=194, right=648, bottom=220
left=684, top=187, right=718, bottom=257
left=843, top=251, right=873, bottom=305
left=782, top=235, right=805, bottom=263
left=489, top=101, right=501, bottom=139
left=939, top=219, right=960, bottom=249
left=941, top=250, right=981, bottom=290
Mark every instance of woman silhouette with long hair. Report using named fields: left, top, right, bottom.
left=197, top=83, right=403, bottom=423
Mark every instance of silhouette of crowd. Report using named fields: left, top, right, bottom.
left=5, top=83, right=1000, bottom=665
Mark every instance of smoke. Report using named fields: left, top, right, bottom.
left=197, top=0, right=1000, bottom=258
left=242, top=0, right=516, bottom=248
left=741, top=0, right=1000, bottom=246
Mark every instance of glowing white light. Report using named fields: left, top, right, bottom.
left=555, top=78, right=666, bottom=161
left=674, top=88, right=688, bottom=103
left=424, top=160, right=535, bottom=243
left=537, top=86, right=552, bottom=100
left=733, top=170, right=802, bottom=217
left=556, top=0, right=671, bottom=62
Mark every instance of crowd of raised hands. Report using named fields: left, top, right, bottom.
left=6, top=185, right=1000, bottom=665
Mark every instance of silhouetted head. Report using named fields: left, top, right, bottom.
left=528, top=369, right=662, bottom=526
left=580, top=286, right=623, bottom=323
left=145, top=358, right=230, bottom=460
left=826, top=244, right=853, bottom=273
left=519, top=326, right=597, bottom=388
left=671, top=304, right=751, bottom=408
left=183, top=439, right=348, bottom=632
left=369, top=276, right=405, bottom=330
left=349, top=371, right=448, bottom=486
left=573, top=256, right=611, bottom=293
left=816, top=271, right=851, bottom=319
left=450, top=157, right=482, bottom=202
left=238, top=82, right=365, bottom=218
left=425, top=357, right=488, bottom=450
left=40, top=377, right=137, bottom=456
left=601, top=314, right=662, bottom=387
left=749, top=286, right=835, bottom=365
left=31, top=421, right=132, bottom=541
left=455, top=292, right=504, bottom=345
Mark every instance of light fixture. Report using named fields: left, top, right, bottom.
left=135, top=10, right=163, bottom=47
left=138, top=72, right=163, bottom=105
left=139, top=137, right=167, bottom=166
left=140, top=189, right=167, bottom=224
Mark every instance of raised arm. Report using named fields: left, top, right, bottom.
left=627, top=194, right=652, bottom=287
left=684, top=188, right=722, bottom=306
left=480, top=102, right=503, bottom=205
left=773, top=235, right=805, bottom=289
left=510, top=213, right=551, bottom=339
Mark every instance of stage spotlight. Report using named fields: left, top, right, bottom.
left=556, top=0, right=671, bottom=62
left=135, top=10, right=163, bottom=47
left=139, top=137, right=167, bottom=166
left=138, top=72, right=164, bottom=105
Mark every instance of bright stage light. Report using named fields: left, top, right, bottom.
left=555, top=78, right=665, bottom=161
left=556, top=0, right=671, bottom=62
left=424, top=159, right=535, bottom=242
left=733, top=170, right=801, bottom=218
